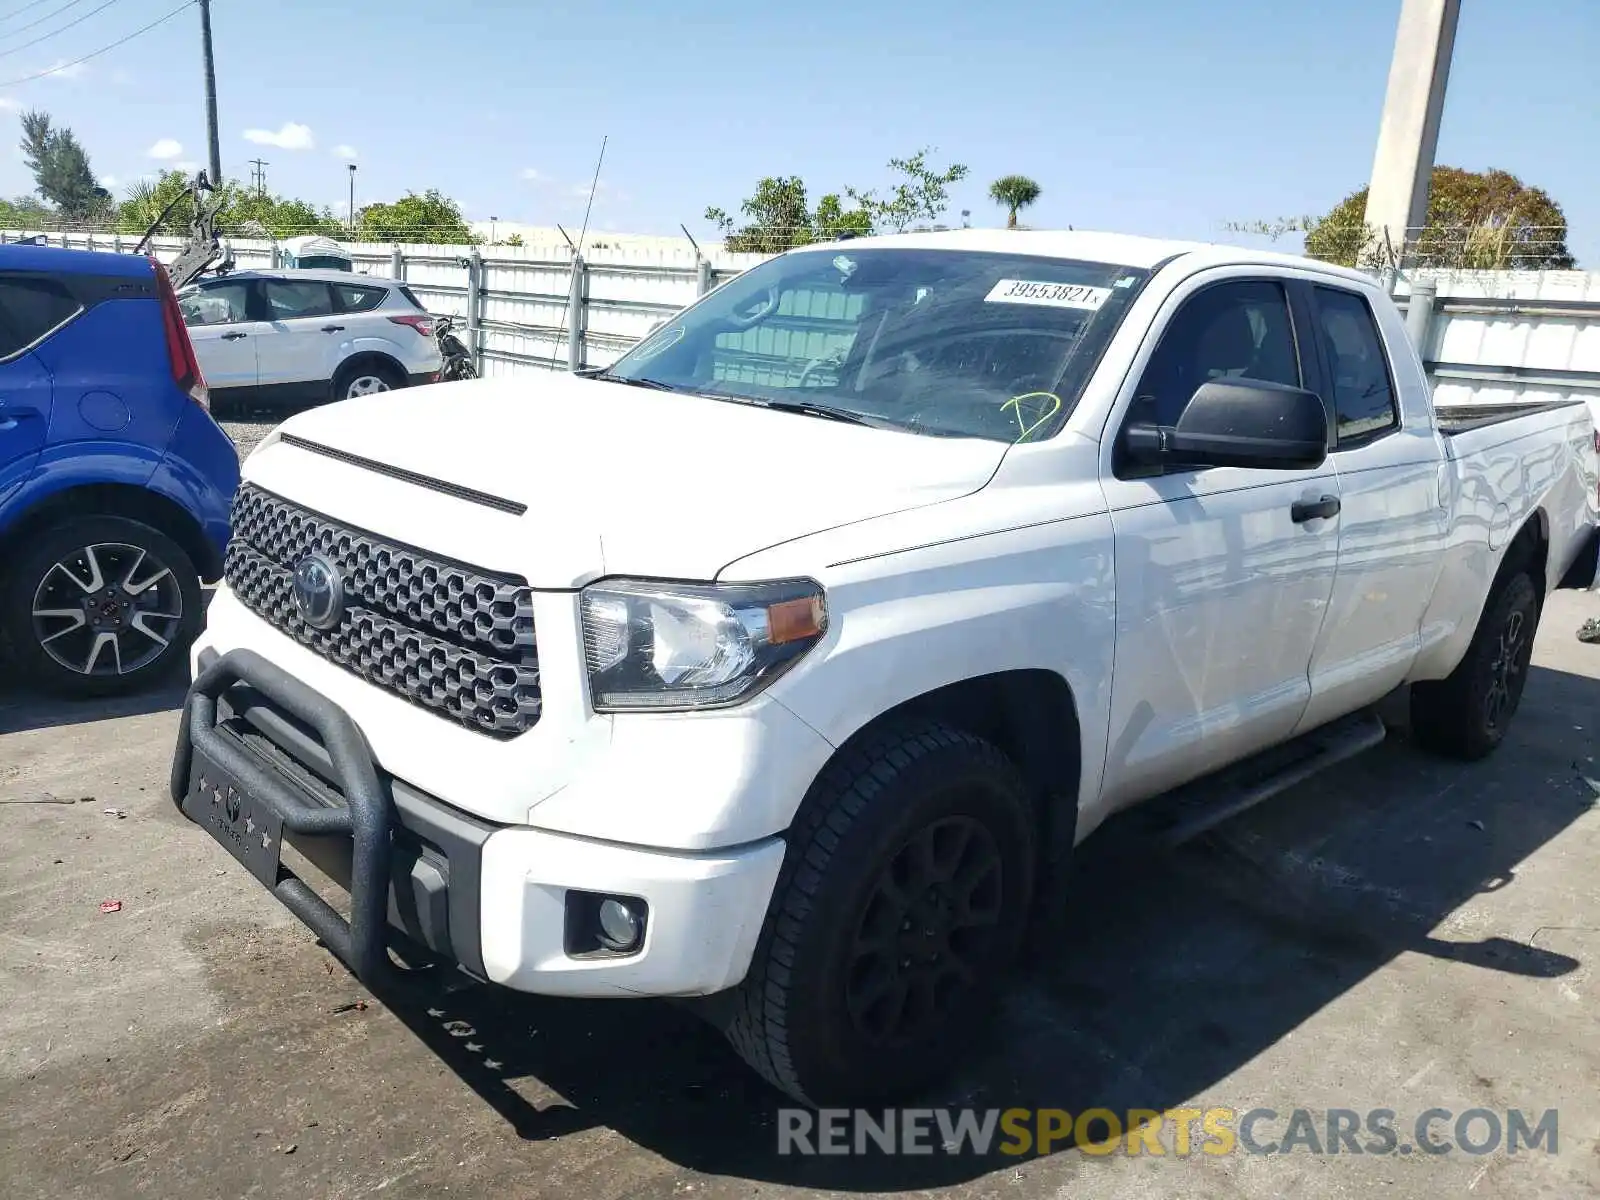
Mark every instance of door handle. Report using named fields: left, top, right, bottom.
left=1291, top=495, right=1341, bottom=523
left=221, top=331, right=248, bottom=341
left=321, top=325, right=345, bottom=333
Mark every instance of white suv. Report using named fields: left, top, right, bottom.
left=177, top=269, right=444, bottom=408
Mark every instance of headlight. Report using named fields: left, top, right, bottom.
left=580, top=577, right=827, bottom=711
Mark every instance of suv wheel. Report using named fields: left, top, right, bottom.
left=2, top=516, right=202, bottom=698
left=334, top=360, right=402, bottom=400
left=723, top=719, right=1036, bottom=1106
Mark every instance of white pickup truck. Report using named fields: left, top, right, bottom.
left=170, top=230, right=1600, bottom=1107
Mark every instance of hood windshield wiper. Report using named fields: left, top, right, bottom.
left=696, top=392, right=894, bottom=429
left=580, top=368, right=679, bottom=391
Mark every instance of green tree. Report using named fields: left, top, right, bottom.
left=988, top=174, right=1042, bottom=229
left=18, top=109, right=109, bottom=220
left=705, top=175, right=835, bottom=253
left=847, top=147, right=969, bottom=233
left=503, top=232, right=525, bottom=247
left=355, top=189, right=477, bottom=244
left=114, top=171, right=343, bottom=240
left=1230, top=167, right=1576, bottom=270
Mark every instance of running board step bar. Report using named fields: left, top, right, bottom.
left=1143, top=710, right=1388, bottom=850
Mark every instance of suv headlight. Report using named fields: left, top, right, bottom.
left=580, top=577, right=827, bottom=711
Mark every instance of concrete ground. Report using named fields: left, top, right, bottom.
left=2, top=450, right=1598, bottom=1199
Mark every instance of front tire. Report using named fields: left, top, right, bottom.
left=2, top=516, right=202, bottom=698
left=723, top=720, right=1036, bottom=1106
left=1410, top=572, right=1540, bottom=760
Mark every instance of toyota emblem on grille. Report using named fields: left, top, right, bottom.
left=291, top=553, right=345, bottom=630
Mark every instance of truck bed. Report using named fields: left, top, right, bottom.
left=1435, top=399, right=1587, bottom=435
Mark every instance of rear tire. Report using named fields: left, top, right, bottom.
left=723, top=720, right=1036, bottom=1106
left=333, top=359, right=403, bottom=401
left=2, top=515, right=202, bottom=698
left=1410, top=572, right=1539, bottom=760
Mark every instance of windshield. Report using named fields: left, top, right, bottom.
left=598, top=246, right=1152, bottom=442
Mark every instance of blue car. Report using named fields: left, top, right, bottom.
left=0, top=244, right=239, bottom=697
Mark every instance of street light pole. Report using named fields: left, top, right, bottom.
left=1362, top=0, right=1462, bottom=272
left=198, top=0, right=222, bottom=187
left=347, top=163, right=357, bottom=237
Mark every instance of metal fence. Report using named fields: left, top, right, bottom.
left=0, top=228, right=770, bottom=378
left=1396, top=268, right=1600, bottom=426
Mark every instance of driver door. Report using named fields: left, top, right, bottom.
left=1097, top=273, right=1341, bottom=811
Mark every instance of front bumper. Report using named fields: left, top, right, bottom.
left=170, top=647, right=786, bottom=998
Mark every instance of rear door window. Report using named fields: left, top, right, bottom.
left=1311, top=286, right=1399, bottom=444
left=332, top=283, right=387, bottom=313
left=262, top=280, right=336, bottom=321
left=0, top=275, right=83, bottom=357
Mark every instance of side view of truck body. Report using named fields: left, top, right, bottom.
left=169, top=229, right=1600, bottom=1105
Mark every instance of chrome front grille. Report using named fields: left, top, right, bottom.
left=223, top=484, right=541, bottom=738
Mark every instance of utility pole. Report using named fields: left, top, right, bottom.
left=249, top=158, right=268, bottom=198
left=198, top=0, right=222, bottom=188
left=1362, top=0, right=1462, bottom=271
left=347, top=163, right=357, bottom=236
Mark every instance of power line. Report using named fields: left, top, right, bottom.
left=0, top=0, right=98, bottom=41
left=0, top=0, right=192, bottom=86
left=0, top=0, right=57, bottom=24
left=0, top=0, right=127, bottom=62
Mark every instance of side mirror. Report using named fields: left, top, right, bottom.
left=1124, top=378, right=1330, bottom=471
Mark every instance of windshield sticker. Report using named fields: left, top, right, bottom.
left=833, top=255, right=857, bottom=279
left=985, top=280, right=1111, bottom=310
left=1113, top=275, right=1138, bottom=288
left=629, top=324, right=684, bottom=361
left=1001, top=391, right=1062, bottom=440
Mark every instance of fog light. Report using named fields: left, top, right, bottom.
left=564, top=890, right=650, bottom=957
left=598, top=898, right=643, bottom=952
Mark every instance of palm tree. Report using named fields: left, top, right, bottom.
left=988, top=175, right=1042, bottom=229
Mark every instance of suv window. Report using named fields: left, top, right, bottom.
left=397, top=285, right=426, bottom=311
left=1312, top=286, right=1399, bottom=443
left=0, top=275, right=82, bottom=356
left=263, top=280, right=334, bottom=320
left=1129, top=279, right=1301, bottom=427
left=332, top=283, right=386, bottom=314
left=179, top=280, right=252, bottom=327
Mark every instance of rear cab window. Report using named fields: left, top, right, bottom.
left=0, top=275, right=84, bottom=358
left=1311, top=285, right=1400, bottom=445
left=397, top=286, right=427, bottom=311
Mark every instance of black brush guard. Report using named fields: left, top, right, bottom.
left=171, top=647, right=405, bottom=990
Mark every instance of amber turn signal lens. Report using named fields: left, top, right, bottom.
left=767, top=596, right=825, bottom=645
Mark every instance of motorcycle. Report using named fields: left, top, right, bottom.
left=434, top=314, right=478, bottom=381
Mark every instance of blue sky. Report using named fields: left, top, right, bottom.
left=0, top=0, right=1594, bottom=263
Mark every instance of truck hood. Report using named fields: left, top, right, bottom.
left=266, top=373, right=1007, bottom=584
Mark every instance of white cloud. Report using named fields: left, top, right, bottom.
left=243, top=122, right=314, bottom=151
left=147, top=138, right=183, bottom=160
left=45, top=60, right=86, bottom=80
left=100, top=173, right=119, bottom=188
left=519, top=167, right=541, bottom=181
left=331, top=143, right=357, bottom=160
left=0, top=97, right=20, bottom=111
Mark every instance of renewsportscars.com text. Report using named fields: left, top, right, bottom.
left=776, top=1106, right=1560, bottom=1158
